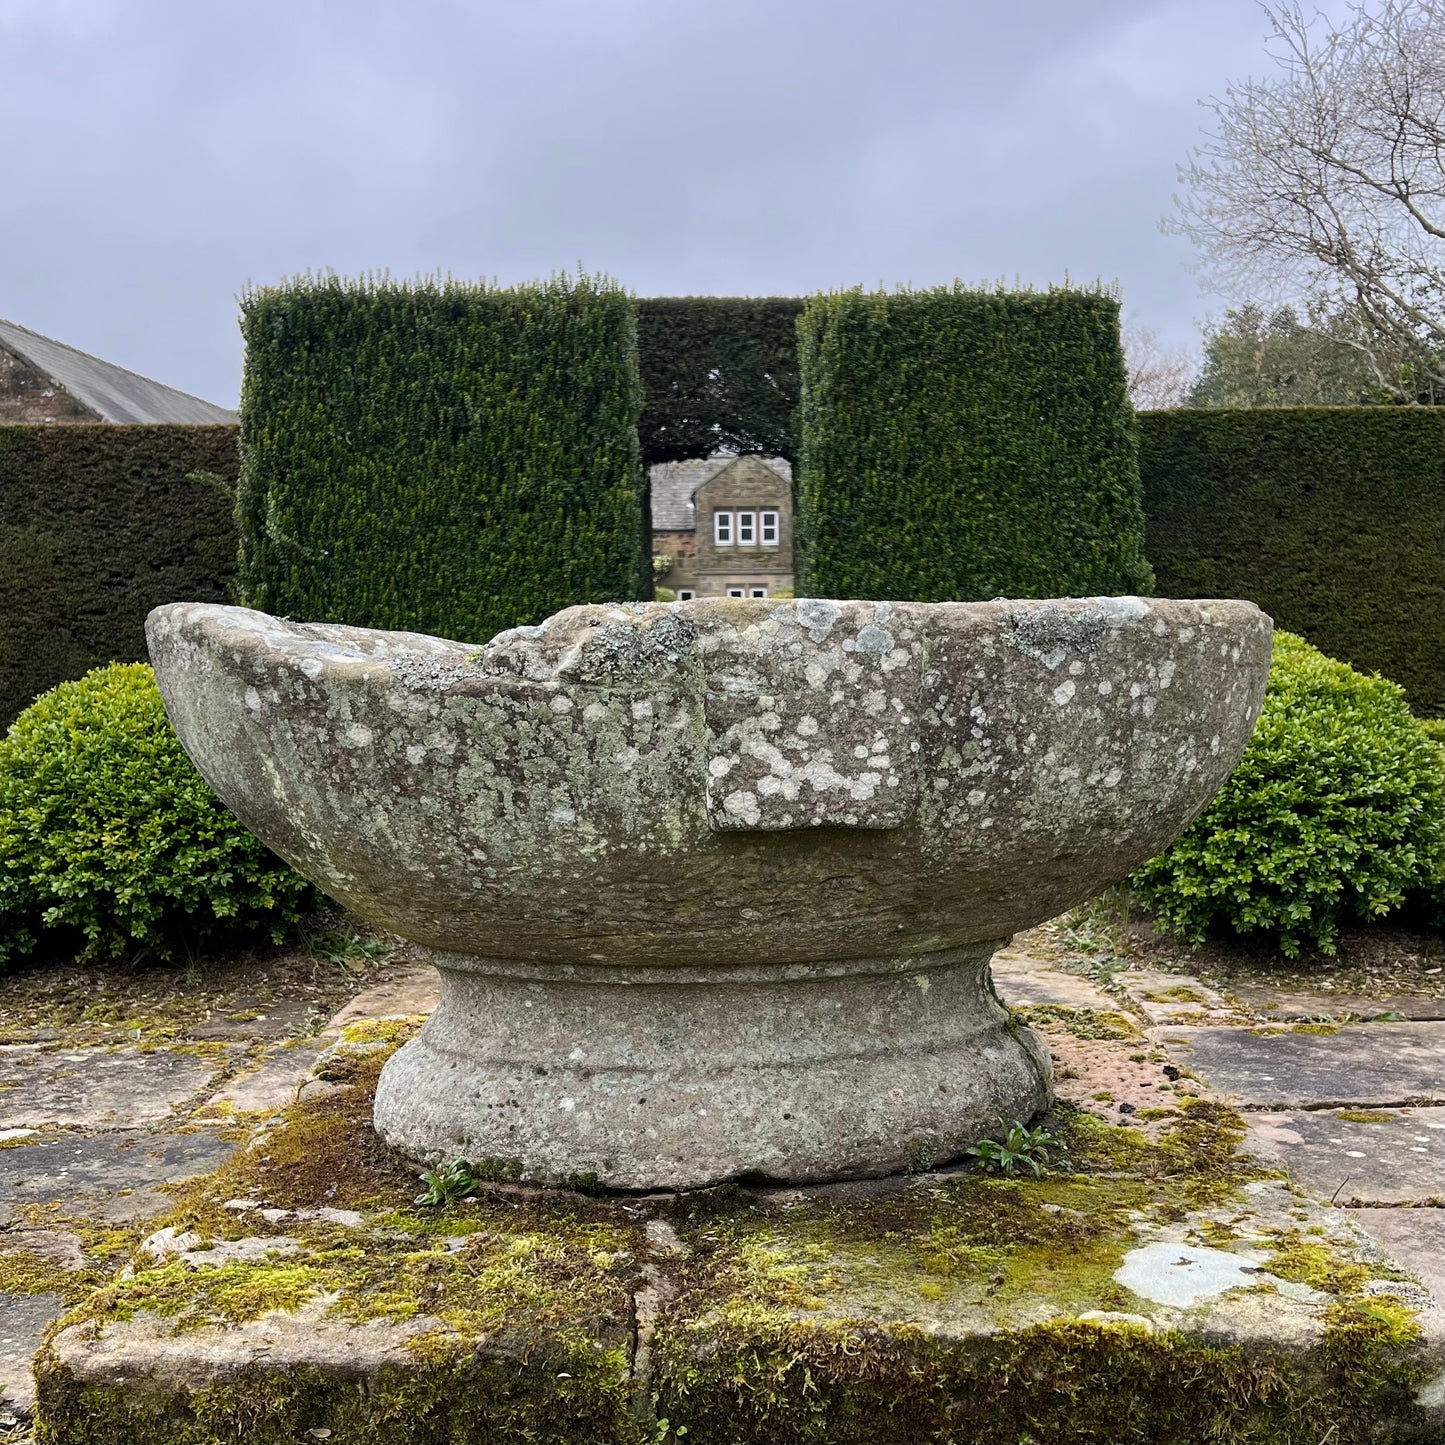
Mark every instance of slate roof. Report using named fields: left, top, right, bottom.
left=0, top=317, right=238, bottom=425
left=649, top=455, right=791, bottom=530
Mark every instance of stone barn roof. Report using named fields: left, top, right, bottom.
left=0, top=317, right=238, bottom=424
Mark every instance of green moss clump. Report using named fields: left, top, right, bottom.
left=0, top=1250, right=101, bottom=1305
left=35, top=1347, right=638, bottom=1445
left=1332, top=1110, right=1396, bottom=1124
left=338, top=1016, right=426, bottom=1046
left=1013, top=1005, right=1141, bottom=1041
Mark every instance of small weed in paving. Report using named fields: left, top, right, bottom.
left=414, top=1160, right=479, bottom=1208
left=966, top=1122, right=1063, bottom=1179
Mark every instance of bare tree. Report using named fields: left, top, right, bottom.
left=1122, top=319, right=1198, bottom=409
left=1169, top=0, right=1444, bottom=401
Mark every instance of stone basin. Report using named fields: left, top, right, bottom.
left=147, top=595, right=1271, bottom=1189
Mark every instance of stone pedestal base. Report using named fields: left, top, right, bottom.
left=372, top=943, right=1053, bottom=1190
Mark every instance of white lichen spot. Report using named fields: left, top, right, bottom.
left=1068, top=660, right=1085, bottom=676
left=551, top=806, right=577, bottom=825
left=722, top=790, right=761, bottom=825
left=1097, top=680, right=1114, bottom=696
left=1052, top=679, right=1076, bottom=705
left=631, top=699, right=654, bottom=719
left=244, top=687, right=262, bottom=713
left=344, top=723, right=373, bottom=748
left=405, top=743, right=427, bottom=765
left=1102, top=767, right=1123, bottom=788
left=1157, top=659, right=1176, bottom=690
left=853, top=745, right=871, bottom=760
left=583, top=701, right=607, bottom=722
left=549, top=695, right=574, bottom=714
left=298, top=657, right=324, bottom=680
left=966, top=788, right=987, bottom=806
left=796, top=715, right=819, bottom=737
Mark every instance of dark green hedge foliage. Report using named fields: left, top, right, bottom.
left=0, top=664, right=313, bottom=966
left=1140, top=407, right=1444, bottom=715
left=794, top=285, right=1152, bottom=602
left=0, top=424, right=240, bottom=731
left=237, top=273, right=649, bottom=641
left=636, top=297, right=804, bottom=464
left=1131, top=633, right=1444, bottom=957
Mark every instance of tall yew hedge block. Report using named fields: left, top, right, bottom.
left=794, top=284, right=1152, bottom=602
left=1140, top=406, right=1444, bottom=716
left=237, top=273, right=649, bottom=641
left=0, top=424, right=239, bottom=730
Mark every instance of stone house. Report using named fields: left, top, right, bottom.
left=650, top=455, right=793, bottom=599
left=0, top=317, right=238, bottom=424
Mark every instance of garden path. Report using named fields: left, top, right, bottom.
left=2, top=934, right=1442, bottom=1433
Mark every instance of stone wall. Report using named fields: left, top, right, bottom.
left=0, top=344, right=97, bottom=423
left=654, top=527, right=698, bottom=594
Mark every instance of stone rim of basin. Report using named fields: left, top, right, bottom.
left=147, top=595, right=1271, bottom=1189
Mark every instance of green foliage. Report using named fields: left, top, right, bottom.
left=0, top=424, right=239, bottom=731
left=236, top=271, right=649, bottom=641
left=1130, top=634, right=1444, bottom=957
left=1188, top=305, right=1424, bottom=407
left=795, top=283, right=1152, bottom=601
left=965, top=1122, right=1063, bottom=1179
left=1140, top=406, right=1444, bottom=715
left=414, top=1160, right=478, bottom=1208
left=636, top=297, right=803, bottom=464
left=0, top=664, right=312, bottom=966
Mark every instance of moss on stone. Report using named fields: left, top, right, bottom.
left=29, top=1033, right=1437, bottom=1445
left=1014, top=1005, right=1142, bottom=1041
left=338, top=1016, right=426, bottom=1046
left=0, top=1249, right=101, bottom=1305
left=650, top=1310, right=1432, bottom=1444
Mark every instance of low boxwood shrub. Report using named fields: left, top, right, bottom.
left=1130, top=633, right=1444, bottom=957
left=0, top=663, right=313, bottom=966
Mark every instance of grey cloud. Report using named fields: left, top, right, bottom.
left=1, top=0, right=1319, bottom=407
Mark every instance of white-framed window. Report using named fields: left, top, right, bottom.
left=737, top=510, right=756, bottom=545
left=713, top=511, right=732, bottom=546
left=726, top=587, right=745, bottom=598
left=749, top=586, right=768, bottom=598
left=677, top=589, right=694, bottom=601
left=760, top=510, right=779, bottom=546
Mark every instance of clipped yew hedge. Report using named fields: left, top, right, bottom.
left=794, top=284, right=1152, bottom=602
left=0, top=424, right=240, bottom=731
left=636, top=296, right=803, bottom=464
left=1140, top=407, right=1444, bottom=716
left=237, top=272, right=649, bottom=641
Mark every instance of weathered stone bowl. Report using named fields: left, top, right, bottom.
left=148, top=596, right=1271, bottom=1189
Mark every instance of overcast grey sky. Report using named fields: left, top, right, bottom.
left=1, top=0, right=1337, bottom=409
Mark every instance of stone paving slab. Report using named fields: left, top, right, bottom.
left=1116, top=970, right=1242, bottom=1024
left=0, top=1046, right=233, bottom=1129
left=1225, top=982, right=1445, bottom=1022
left=1247, top=1108, right=1445, bottom=1205
left=988, top=954, right=1119, bottom=1010
left=1350, top=1208, right=1445, bottom=1307
left=1150, top=1022, right=1445, bottom=1109
left=0, top=1129, right=236, bottom=1225
left=323, top=963, right=438, bottom=1032
left=0, top=1292, right=62, bottom=1415
left=34, top=1169, right=1445, bottom=1444
left=198, top=1042, right=327, bottom=1116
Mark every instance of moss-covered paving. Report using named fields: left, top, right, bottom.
left=29, top=1035, right=1443, bottom=1445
